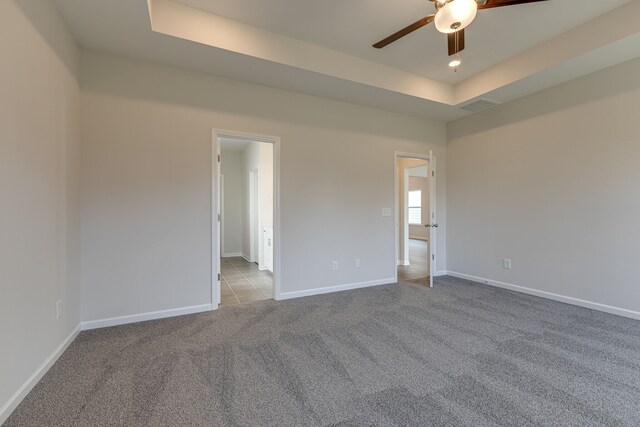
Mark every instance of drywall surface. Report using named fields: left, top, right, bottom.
left=447, top=57, right=640, bottom=314
left=220, top=150, right=243, bottom=255
left=258, top=142, right=274, bottom=268
left=0, top=0, right=81, bottom=421
left=240, top=141, right=274, bottom=266
left=241, top=141, right=258, bottom=259
left=80, top=52, right=446, bottom=321
left=259, top=142, right=274, bottom=230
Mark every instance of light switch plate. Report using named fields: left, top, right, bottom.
left=382, top=208, right=392, bottom=217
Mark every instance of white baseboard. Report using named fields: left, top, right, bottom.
left=277, top=278, right=395, bottom=301
left=222, top=252, right=243, bottom=258
left=0, top=324, right=80, bottom=425
left=81, top=304, right=215, bottom=331
left=433, top=270, right=447, bottom=277
left=446, top=271, right=640, bottom=321
left=397, top=260, right=410, bottom=266
left=241, top=253, right=252, bottom=263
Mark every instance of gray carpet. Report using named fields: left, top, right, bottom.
left=5, top=276, right=640, bottom=426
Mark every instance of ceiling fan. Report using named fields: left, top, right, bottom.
left=373, top=0, right=549, bottom=69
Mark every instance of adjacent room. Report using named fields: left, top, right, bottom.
left=3, top=0, right=640, bottom=425
left=219, top=137, right=275, bottom=305
left=397, top=156, right=432, bottom=285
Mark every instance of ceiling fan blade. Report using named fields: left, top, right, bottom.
left=447, top=29, right=465, bottom=56
left=373, top=14, right=436, bottom=49
left=478, top=0, right=549, bottom=10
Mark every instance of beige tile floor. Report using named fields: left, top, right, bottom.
left=220, top=257, right=274, bottom=306
left=398, top=239, right=429, bottom=287
left=221, top=241, right=424, bottom=306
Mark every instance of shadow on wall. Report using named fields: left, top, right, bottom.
left=80, top=52, right=445, bottom=143
left=448, top=58, right=640, bottom=141
left=14, top=0, right=79, bottom=79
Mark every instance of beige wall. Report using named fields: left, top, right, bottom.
left=0, top=0, right=81, bottom=421
left=258, top=142, right=274, bottom=269
left=242, top=142, right=258, bottom=259
left=220, top=150, right=243, bottom=255
left=80, top=52, right=447, bottom=320
left=260, top=142, right=274, bottom=230
left=447, top=57, right=640, bottom=316
left=239, top=141, right=274, bottom=266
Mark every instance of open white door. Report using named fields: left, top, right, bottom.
left=429, top=151, right=437, bottom=288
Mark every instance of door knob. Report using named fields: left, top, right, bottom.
left=432, top=223, right=439, bottom=228
left=425, top=224, right=431, bottom=228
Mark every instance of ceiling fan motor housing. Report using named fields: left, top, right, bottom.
left=373, top=0, right=549, bottom=54
left=434, top=0, right=478, bottom=33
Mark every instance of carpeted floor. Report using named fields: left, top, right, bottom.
left=5, top=276, right=640, bottom=426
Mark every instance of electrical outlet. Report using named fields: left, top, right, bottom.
left=503, top=258, right=512, bottom=269
left=56, top=300, right=62, bottom=319
left=332, top=261, right=338, bottom=271
left=381, top=208, right=392, bottom=217
left=355, top=258, right=360, bottom=268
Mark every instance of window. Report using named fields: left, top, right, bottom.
left=408, top=190, right=421, bottom=225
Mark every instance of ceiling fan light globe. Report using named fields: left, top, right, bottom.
left=449, top=54, right=462, bottom=68
left=435, top=0, right=478, bottom=34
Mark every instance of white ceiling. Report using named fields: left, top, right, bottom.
left=52, top=0, right=640, bottom=121
left=176, top=0, right=629, bottom=84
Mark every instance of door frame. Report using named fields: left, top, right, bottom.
left=220, top=174, right=224, bottom=256
left=212, top=129, right=282, bottom=306
left=394, top=151, right=437, bottom=287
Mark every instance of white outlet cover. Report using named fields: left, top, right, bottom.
left=382, top=208, right=392, bottom=217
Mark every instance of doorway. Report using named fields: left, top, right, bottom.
left=213, top=130, right=280, bottom=306
left=394, top=151, right=437, bottom=287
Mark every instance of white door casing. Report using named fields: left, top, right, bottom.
left=212, top=129, right=281, bottom=303
left=394, top=151, right=435, bottom=285
left=213, top=136, right=222, bottom=306
left=429, top=151, right=437, bottom=288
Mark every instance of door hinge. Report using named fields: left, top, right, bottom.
left=218, top=273, right=221, bottom=281
left=432, top=170, right=435, bottom=177
left=432, top=254, right=435, bottom=260
left=217, top=213, right=221, bottom=221
left=218, top=154, right=221, bottom=162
